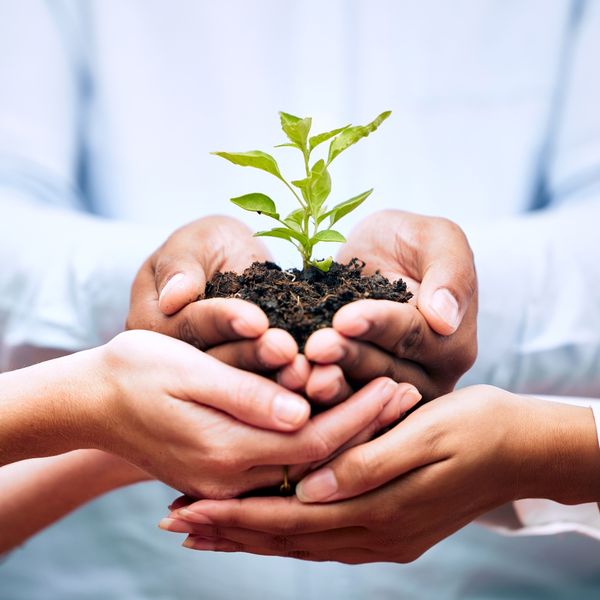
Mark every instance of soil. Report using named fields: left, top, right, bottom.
left=203, top=258, right=412, bottom=350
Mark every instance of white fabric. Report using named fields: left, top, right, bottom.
left=1, top=1, right=600, bottom=599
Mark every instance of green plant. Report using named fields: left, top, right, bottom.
left=212, top=110, right=391, bottom=271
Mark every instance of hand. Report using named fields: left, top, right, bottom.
left=161, top=386, right=600, bottom=563
left=127, top=215, right=297, bottom=371
left=304, top=210, right=478, bottom=402
left=80, top=330, right=416, bottom=498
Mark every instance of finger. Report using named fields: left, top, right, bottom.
left=305, top=328, right=438, bottom=398
left=296, top=409, right=444, bottom=503
left=128, top=261, right=270, bottom=346
left=169, top=298, right=269, bottom=349
left=172, top=495, right=357, bottom=534
left=413, top=220, right=477, bottom=336
left=157, top=262, right=208, bottom=316
left=182, top=352, right=310, bottom=432
left=160, top=519, right=367, bottom=552
left=305, top=364, right=354, bottom=405
left=277, top=354, right=311, bottom=392
left=249, top=377, right=408, bottom=465
left=207, top=329, right=298, bottom=372
left=181, top=534, right=376, bottom=564
left=331, top=300, right=442, bottom=364
left=305, top=382, right=421, bottom=471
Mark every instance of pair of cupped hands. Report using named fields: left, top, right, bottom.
left=106, top=209, right=494, bottom=563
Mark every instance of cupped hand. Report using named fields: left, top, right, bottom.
left=161, top=385, right=600, bottom=563
left=127, top=215, right=275, bottom=356
left=85, top=330, right=417, bottom=499
left=304, top=210, right=478, bottom=402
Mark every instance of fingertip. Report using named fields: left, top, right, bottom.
left=420, top=287, right=462, bottom=336
left=305, top=364, right=345, bottom=404
left=158, top=273, right=200, bottom=315
left=395, top=383, right=422, bottom=413
left=230, top=302, right=270, bottom=338
left=272, top=392, right=311, bottom=430
left=304, top=328, right=346, bottom=363
left=332, top=302, right=370, bottom=337
left=257, top=329, right=298, bottom=368
left=277, top=354, right=311, bottom=391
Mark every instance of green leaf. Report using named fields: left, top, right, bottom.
left=317, top=189, right=373, bottom=226
left=211, top=150, right=283, bottom=180
left=274, top=142, right=297, bottom=149
left=285, top=208, right=305, bottom=224
left=312, top=229, right=346, bottom=243
left=279, top=112, right=312, bottom=150
left=308, top=125, right=350, bottom=152
left=309, top=159, right=331, bottom=213
left=312, top=256, right=333, bottom=272
left=230, top=193, right=279, bottom=217
left=292, top=160, right=331, bottom=214
left=327, top=111, right=391, bottom=164
left=255, top=227, right=308, bottom=245
left=283, top=208, right=305, bottom=232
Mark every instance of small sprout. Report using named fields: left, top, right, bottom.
left=212, top=111, right=391, bottom=271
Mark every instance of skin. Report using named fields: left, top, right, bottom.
left=0, top=450, right=148, bottom=553
left=161, top=386, right=600, bottom=564
left=127, top=214, right=308, bottom=387
left=304, top=210, right=478, bottom=403
left=145, top=212, right=478, bottom=404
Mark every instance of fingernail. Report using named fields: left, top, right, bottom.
left=296, top=468, right=338, bottom=502
left=177, top=508, right=213, bottom=524
left=273, top=394, right=309, bottom=427
left=396, top=385, right=422, bottom=413
left=231, top=317, right=258, bottom=337
left=182, top=536, right=216, bottom=551
left=430, top=288, right=460, bottom=332
left=344, top=316, right=370, bottom=336
left=159, top=273, right=186, bottom=303
left=158, top=517, right=177, bottom=531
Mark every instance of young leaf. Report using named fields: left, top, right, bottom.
left=308, top=125, right=350, bottom=152
left=283, top=208, right=305, bottom=231
left=230, top=193, right=279, bottom=217
left=308, top=159, right=331, bottom=213
left=317, top=189, right=373, bottom=225
left=212, top=150, right=283, bottom=180
left=285, top=208, right=305, bottom=224
left=327, top=111, right=391, bottom=164
left=293, top=160, right=331, bottom=214
left=312, top=229, right=346, bottom=243
left=279, top=112, right=312, bottom=150
left=312, top=256, right=334, bottom=272
left=255, top=227, right=308, bottom=245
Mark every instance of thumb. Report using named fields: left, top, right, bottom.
left=156, top=255, right=208, bottom=316
left=415, top=223, right=477, bottom=335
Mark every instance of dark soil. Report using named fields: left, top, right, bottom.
left=203, top=259, right=412, bottom=350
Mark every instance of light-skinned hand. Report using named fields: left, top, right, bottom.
left=162, top=385, right=600, bottom=562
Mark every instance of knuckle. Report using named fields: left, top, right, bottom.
left=300, top=424, right=336, bottom=462
left=177, top=317, right=206, bottom=349
left=392, top=316, right=425, bottom=358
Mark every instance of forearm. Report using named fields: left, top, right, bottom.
left=0, top=450, right=148, bottom=554
left=0, top=348, right=105, bottom=466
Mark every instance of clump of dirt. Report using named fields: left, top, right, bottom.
left=203, top=259, right=412, bottom=350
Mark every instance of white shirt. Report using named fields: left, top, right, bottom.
left=1, top=1, right=599, bottom=598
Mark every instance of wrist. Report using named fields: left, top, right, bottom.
left=518, top=399, right=600, bottom=504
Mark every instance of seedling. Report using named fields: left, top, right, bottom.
left=212, top=110, right=391, bottom=271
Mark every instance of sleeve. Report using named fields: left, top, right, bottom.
left=460, top=0, right=600, bottom=398
left=0, top=1, right=168, bottom=371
